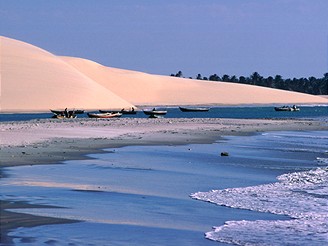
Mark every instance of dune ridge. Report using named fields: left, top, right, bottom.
left=63, top=56, right=328, bottom=106
left=0, top=36, right=134, bottom=113
left=1, top=36, right=327, bottom=113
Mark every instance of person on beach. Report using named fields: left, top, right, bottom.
left=64, top=108, right=68, bottom=118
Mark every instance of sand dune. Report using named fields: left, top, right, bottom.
left=1, top=36, right=327, bottom=113
left=0, top=36, right=134, bottom=113
left=63, top=56, right=328, bottom=106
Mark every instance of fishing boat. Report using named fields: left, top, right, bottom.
left=148, top=114, right=164, bottom=118
left=179, top=106, right=210, bottom=112
left=50, top=108, right=79, bottom=118
left=51, top=114, right=77, bottom=119
left=50, top=109, right=84, bottom=115
left=143, top=109, right=167, bottom=116
left=274, top=105, right=300, bottom=112
left=99, top=108, right=137, bottom=115
left=87, top=112, right=122, bottom=118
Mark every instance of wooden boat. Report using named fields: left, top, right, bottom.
left=99, top=108, right=137, bottom=115
left=143, top=109, right=167, bottom=116
left=51, top=108, right=79, bottom=119
left=148, top=114, right=164, bottom=118
left=87, top=112, right=122, bottom=118
left=51, top=114, right=77, bottom=119
left=274, top=106, right=300, bottom=112
left=179, top=106, right=210, bottom=112
left=50, top=109, right=84, bottom=115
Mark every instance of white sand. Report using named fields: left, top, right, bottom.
left=1, top=118, right=327, bottom=167
left=1, top=36, right=327, bottom=113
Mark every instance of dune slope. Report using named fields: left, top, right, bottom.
left=0, top=36, right=134, bottom=112
left=62, top=56, right=328, bottom=106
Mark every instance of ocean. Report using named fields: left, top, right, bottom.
left=192, top=131, right=328, bottom=245
left=1, top=130, right=327, bottom=245
left=0, top=105, right=327, bottom=121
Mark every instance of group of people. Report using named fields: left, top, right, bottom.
left=63, top=108, right=76, bottom=118
left=51, top=108, right=77, bottom=119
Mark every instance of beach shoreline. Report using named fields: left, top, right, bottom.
left=2, top=118, right=327, bottom=167
left=1, top=118, right=328, bottom=244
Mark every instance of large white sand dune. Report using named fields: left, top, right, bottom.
left=63, top=56, right=328, bottom=106
left=1, top=36, right=327, bottom=113
left=0, top=36, right=134, bottom=112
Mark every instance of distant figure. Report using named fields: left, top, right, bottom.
left=64, top=108, right=68, bottom=118
left=68, top=110, right=75, bottom=118
left=292, top=105, right=297, bottom=109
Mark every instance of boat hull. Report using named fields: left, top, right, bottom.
left=143, top=110, right=167, bottom=116
left=99, top=110, right=137, bottom=115
left=179, top=107, right=209, bottom=112
left=274, top=107, right=300, bottom=112
left=51, top=109, right=84, bottom=114
left=87, top=112, right=122, bottom=118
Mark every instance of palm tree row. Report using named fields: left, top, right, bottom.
left=171, top=71, right=328, bottom=95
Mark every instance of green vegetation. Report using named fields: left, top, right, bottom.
left=170, top=71, right=328, bottom=95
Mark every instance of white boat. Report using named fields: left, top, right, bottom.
left=87, top=112, right=122, bottom=118
left=143, top=109, right=167, bottom=116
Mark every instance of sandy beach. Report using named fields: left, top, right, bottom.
left=2, top=118, right=328, bottom=167
left=1, top=117, right=328, bottom=245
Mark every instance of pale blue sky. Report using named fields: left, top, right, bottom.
left=1, top=0, right=328, bottom=78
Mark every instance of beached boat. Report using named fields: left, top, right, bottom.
left=143, top=109, right=167, bottom=116
left=50, top=109, right=84, bottom=115
left=148, top=114, right=164, bottom=118
left=179, top=106, right=210, bottom=112
left=99, top=108, right=137, bottom=115
left=87, top=112, right=122, bottom=118
left=274, top=106, right=300, bottom=112
left=51, top=108, right=79, bottom=118
left=51, top=114, right=77, bottom=119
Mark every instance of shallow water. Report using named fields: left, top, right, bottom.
left=1, top=131, right=327, bottom=245
left=192, top=131, right=328, bottom=245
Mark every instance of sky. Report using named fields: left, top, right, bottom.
left=1, top=0, right=328, bottom=79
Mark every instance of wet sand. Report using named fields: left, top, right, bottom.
left=2, top=118, right=327, bottom=167
left=1, top=117, right=327, bottom=244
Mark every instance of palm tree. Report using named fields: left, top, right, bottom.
left=323, top=73, right=328, bottom=94
left=239, top=76, right=246, bottom=84
left=175, top=71, right=183, bottom=77
left=250, top=72, right=263, bottom=85
left=209, top=74, right=220, bottom=81
left=196, top=74, right=203, bottom=80
left=221, top=74, right=230, bottom=82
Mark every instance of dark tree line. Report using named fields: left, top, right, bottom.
left=170, top=71, right=328, bottom=95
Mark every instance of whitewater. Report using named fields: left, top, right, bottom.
left=192, top=131, right=328, bottom=245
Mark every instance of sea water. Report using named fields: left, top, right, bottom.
left=1, top=131, right=327, bottom=245
left=192, top=131, right=328, bottom=245
left=0, top=106, right=327, bottom=121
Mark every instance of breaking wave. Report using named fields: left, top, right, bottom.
left=191, top=167, right=328, bottom=245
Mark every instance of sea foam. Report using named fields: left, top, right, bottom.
left=191, top=167, right=328, bottom=245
